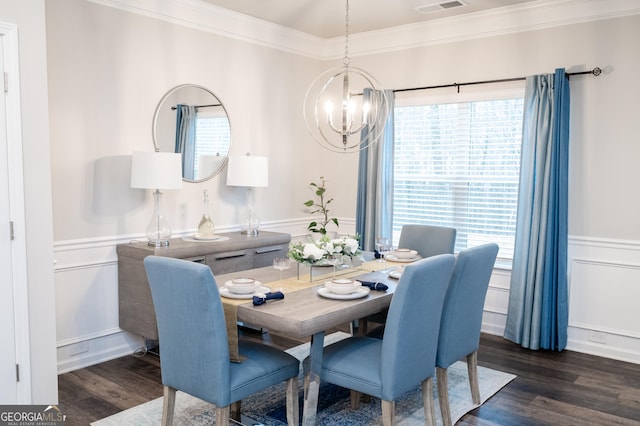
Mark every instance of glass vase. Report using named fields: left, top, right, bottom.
left=197, top=189, right=215, bottom=237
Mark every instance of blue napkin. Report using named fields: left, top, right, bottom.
left=359, top=281, right=388, bottom=291
left=253, top=291, right=285, bottom=306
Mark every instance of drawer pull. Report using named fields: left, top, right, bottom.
left=255, top=245, right=283, bottom=254
left=214, top=251, right=247, bottom=260
left=183, top=256, right=206, bottom=263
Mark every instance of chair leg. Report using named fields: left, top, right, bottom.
left=360, top=318, right=369, bottom=335
left=422, top=377, right=436, bottom=426
left=216, top=405, right=230, bottom=425
left=230, top=400, right=241, bottom=422
left=161, top=385, right=176, bottom=426
left=381, top=399, right=395, bottom=426
left=303, top=372, right=310, bottom=396
left=436, top=367, right=451, bottom=426
left=285, top=377, right=299, bottom=426
left=350, top=390, right=361, bottom=409
left=467, top=350, right=481, bottom=404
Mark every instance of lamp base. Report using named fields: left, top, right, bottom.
left=147, top=239, right=170, bottom=247
left=144, top=190, right=172, bottom=248
left=239, top=191, right=260, bottom=236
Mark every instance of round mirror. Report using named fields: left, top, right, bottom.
left=153, top=84, right=231, bottom=182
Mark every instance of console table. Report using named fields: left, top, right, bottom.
left=117, top=231, right=291, bottom=340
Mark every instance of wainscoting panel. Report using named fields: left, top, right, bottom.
left=566, top=237, right=640, bottom=363
left=52, top=222, right=341, bottom=373
left=54, top=235, right=144, bottom=373
left=475, top=237, right=640, bottom=364
left=570, top=258, right=640, bottom=337
left=55, top=262, right=119, bottom=342
left=53, top=230, right=640, bottom=372
left=481, top=268, right=511, bottom=336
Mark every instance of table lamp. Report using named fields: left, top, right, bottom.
left=131, top=151, right=183, bottom=247
left=226, top=154, right=268, bottom=235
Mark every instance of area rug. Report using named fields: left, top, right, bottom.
left=93, top=332, right=515, bottom=425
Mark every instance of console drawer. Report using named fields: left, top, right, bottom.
left=252, top=244, right=288, bottom=268
left=206, top=250, right=253, bottom=275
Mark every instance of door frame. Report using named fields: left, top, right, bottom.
left=1, top=21, right=32, bottom=403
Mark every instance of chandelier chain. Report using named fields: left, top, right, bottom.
left=343, top=0, right=350, bottom=66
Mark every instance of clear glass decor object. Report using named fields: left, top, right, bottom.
left=146, top=190, right=172, bottom=247
left=197, top=189, right=216, bottom=238
left=273, top=257, right=291, bottom=281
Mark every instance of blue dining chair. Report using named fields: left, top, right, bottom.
left=397, top=224, right=457, bottom=258
left=435, top=243, right=499, bottom=426
left=360, top=224, right=457, bottom=334
left=143, top=256, right=300, bottom=426
left=306, top=254, right=455, bottom=426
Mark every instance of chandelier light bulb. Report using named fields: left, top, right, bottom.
left=325, top=100, right=333, bottom=115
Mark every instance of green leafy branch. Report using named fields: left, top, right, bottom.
left=304, top=176, right=339, bottom=234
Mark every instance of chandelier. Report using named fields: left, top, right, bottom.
left=303, top=0, right=389, bottom=153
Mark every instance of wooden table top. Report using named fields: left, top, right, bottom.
left=219, top=260, right=401, bottom=339
left=237, top=272, right=397, bottom=338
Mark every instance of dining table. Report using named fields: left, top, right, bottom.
left=214, top=257, right=403, bottom=426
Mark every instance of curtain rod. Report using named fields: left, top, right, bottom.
left=393, top=67, right=602, bottom=94
left=170, top=103, right=222, bottom=110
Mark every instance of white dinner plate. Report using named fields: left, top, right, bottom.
left=193, top=234, right=225, bottom=241
left=317, top=286, right=370, bottom=300
left=384, top=254, right=422, bottom=263
left=219, top=285, right=271, bottom=299
left=388, top=269, right=403, bottom=279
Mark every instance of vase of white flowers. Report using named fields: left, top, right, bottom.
left=288, top=234, right=361, bottom=266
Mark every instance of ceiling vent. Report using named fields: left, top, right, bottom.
left=415, top=1, right=467, bottom=14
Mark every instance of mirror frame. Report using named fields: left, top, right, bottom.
left=152, top=84, right=231, bottom=183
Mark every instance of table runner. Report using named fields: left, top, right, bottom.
left=220, top=260, right=397, bottom=362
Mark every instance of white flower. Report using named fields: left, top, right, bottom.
left=342, top=238, right=359, bottom=254
left=324, top=241, right=337, bottom=254
left=302, top=243, right=326, bottom=261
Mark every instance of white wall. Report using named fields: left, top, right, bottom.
left=352, top=14, right=640, bottom=362
left=0, top=0, right=58, bottom=403
left=355, top=15, right=640, bottom=242
left=47, top=0, right=358, bottom=372
left=47, top=0, right=640, bottom=374
left=46, top=0, right=335, bottom=241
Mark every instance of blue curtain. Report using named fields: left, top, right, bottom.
left=504, top=69, right=569, bottom=351
left=355, top=89, right=395, bottom=251
left=175, top=104, right=197, bottom=180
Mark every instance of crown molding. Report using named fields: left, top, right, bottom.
left=86, top=0, right=326, bottom=60
left=324, top=0, right=640, bottom=59
left=88, top=0, right=640, bottom=60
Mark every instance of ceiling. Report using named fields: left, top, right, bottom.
left=199, top=0, right=536, bottom=39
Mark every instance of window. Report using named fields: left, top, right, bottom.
left=392, top=90, right=524, bottom=262
left=193, top=111, right=231, bottom=176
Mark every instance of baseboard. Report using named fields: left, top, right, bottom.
left=481, top=311, right=507, bottom=337
left=57, top=331, right=143, bottom=374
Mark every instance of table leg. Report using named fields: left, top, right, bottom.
left=302, top=331, right=324, bottom=426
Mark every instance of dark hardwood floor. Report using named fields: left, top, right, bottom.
left=57, top=331, right=640, bottom=425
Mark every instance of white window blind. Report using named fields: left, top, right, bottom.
left=194, top=111, right=231, bottom=175
left=393, top=96, right=524, bottom=261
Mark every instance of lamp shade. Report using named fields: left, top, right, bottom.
left=131, top=151, right=183, bottom=190
left=226, top=155, right=268, bottom=188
